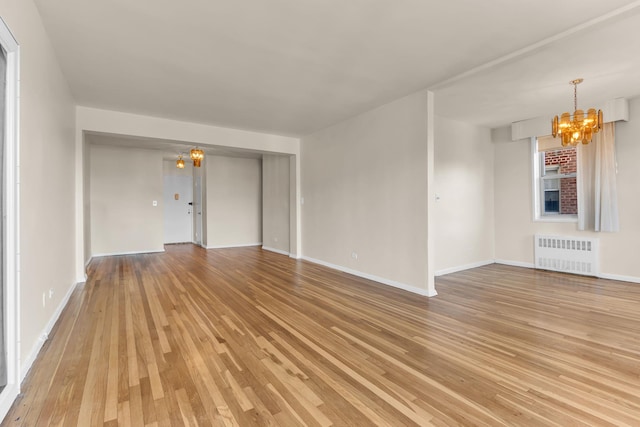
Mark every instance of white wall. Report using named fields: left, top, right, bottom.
left=301, top=91, right=429, bottom=293
left=0, top=0, right=77, bottom=375
left=206, top=156, right=262, bottom=248
left=603, top=101, right=640, bottom=279
left=262, top=155, right=290, bottom=254
left=494, top=96, right=640, bottom=280
left=434, top=116, right=495, bottom=274
left=89, top=144, right=164, bottom=255
left=493, top=131, right=538, bottom=265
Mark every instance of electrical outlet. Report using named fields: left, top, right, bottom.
left=351, top=252, right=358, bottom=260
left=42, top=292, right=46, bottom=308
left=49, top=288, right=54, bottom=299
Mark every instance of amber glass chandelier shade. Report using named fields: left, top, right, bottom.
left=190, top=148, right=204, bottom=167
left=176, top=155, right=185, bottom=169
left=551, top=79, right=602, bottom=147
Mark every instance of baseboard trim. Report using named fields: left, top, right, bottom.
left=92, top=249, right=165, bottom=258
left=0, top=383, right=19, bottom=425
left=494, top=259, right=536, bottom=269
left=435, top=260, right=495, bottom=277
left=598, top=273, right=640, bottom=284
left=206, top=243, right=262, bottom=250
left=494, top=260, right=640, bottom=284
left=21, top=280, right=79, bottom=382
left=302, top=256, right=436, bottom=297
left=261, top=246, right=290, bottom=256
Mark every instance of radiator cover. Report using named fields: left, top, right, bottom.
left=534, top=234, right=599, bottom=276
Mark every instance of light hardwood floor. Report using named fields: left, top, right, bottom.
left=3, top=244, right=640, bottom=426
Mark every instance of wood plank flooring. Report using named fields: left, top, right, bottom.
left=3, top=244, right=640, bottom=426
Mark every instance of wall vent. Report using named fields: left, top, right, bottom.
left=534, top=234, right=599, bottom=276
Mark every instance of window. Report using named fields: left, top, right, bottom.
left=532, top=136, right=578, bottom=221
left=543, top=165, right=560, bottom=214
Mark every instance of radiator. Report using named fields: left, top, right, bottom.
left=534, top=234, right=599, bottom=276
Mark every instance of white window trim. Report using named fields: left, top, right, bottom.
left=531, top=137, right=578, bottom=223
left=0, top=17, right=20, bottom=421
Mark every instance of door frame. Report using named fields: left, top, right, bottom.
left=193, top=170, right=204, bottom=246
left=0, top=17, right=21, bottom=420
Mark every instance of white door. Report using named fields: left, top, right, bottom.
left=163, top=174, right=193, bottom=243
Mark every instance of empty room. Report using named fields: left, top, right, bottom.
left=0, top=0, right=639, bottom=426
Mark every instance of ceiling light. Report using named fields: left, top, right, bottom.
left=190, top=147, right=204, bottom=167
left=176, top=154, right=185, bottom=169
left=551, top=78, right=602, bottom=146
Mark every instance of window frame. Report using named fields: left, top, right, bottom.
left=531, top=137, right=578, bottom=223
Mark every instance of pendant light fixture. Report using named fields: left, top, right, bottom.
left=551, top=78, right=602, bottom=146
left=190, top=147, right=204, bottom=167
left=176, top=154, right=185, bottom=169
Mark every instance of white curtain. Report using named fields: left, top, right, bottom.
left=577, top=122, right=619, bottom=232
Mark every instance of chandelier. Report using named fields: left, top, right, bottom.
left=551, top=78, right=602, bottom=146
left=190, top=147, right=204, bottom=167
left=176, top=154, right=185, bottom=169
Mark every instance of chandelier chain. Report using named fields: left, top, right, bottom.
left=570, top=78, right=583, bottom=111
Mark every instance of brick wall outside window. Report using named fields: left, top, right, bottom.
left=544, top=147, right=577, bottom=214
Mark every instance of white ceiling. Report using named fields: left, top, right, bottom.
left=35, top=0, right=640, bottom=137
